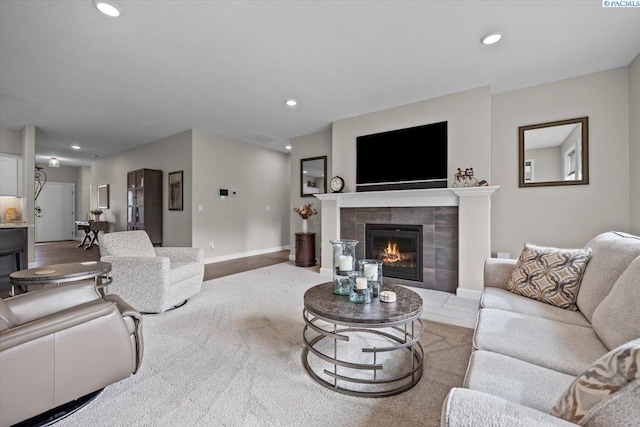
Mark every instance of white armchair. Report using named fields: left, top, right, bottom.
left=99, top=230, right=204, bottom=313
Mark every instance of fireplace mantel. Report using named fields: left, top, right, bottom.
left=315, top=186, right=500, bottom=300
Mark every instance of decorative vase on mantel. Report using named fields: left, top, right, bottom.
left=301, top=218, right=308, bottom=233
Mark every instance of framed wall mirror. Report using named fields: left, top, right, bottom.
left=300, top=156, right=327, bottom=197
left=97, top=184, right=110, bottom=209
left=519, top=117, right=589, bottom=188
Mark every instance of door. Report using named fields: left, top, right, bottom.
left=36, top=182, right=75, bottom=242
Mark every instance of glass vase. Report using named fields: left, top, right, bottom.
left=349, top=272, right=372, bottom=304
left=330, top=239, right=359, bottom=295
left=358, top=259, right=383, bottom=298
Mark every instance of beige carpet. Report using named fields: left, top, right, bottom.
left=57, top=262, right=475, bottom=427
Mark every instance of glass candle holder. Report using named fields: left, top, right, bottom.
left=349, top=273, right=372, bottom=304
left=330, top=239, right=359, bottom=295
left=358, top=259, right=383, bottom=298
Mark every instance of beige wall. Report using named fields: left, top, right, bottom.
left=492, top=67, right=630, bottom=258
left=290, top=129, right=332, bottom=259
left=0, top=129, right=22, bottom=155
left=22, top=126, right=36, bottom=264
left=331, top=86, right=492, bottom=192
left=192, top=130, right=290, bottom=261
left=630, top=53, right=640, bottom=236
left=91, top=130, right=193, bottom=247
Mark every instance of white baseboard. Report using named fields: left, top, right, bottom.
left=204, top=245, right=291, bottom=265
left=456, top=287, right=482, bottom=300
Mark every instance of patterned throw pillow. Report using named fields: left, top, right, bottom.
left=551, top=338, right=640, bottom=424
left=507, top=243, right=591, bottom=310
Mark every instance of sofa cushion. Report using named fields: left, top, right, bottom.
left=577, top=231, right=640, bottom=322
left=581, top=381, right=640, bottom=427
left=0, top=298, right=18, bottom=331
left=465, top=350, right=576, bottom=413
left=507, top=243, right=591, bottom=310
left=551, top=338, right=640, bottom=425
left=481, top=288, right=590, bottom=327
left=473, top=308, right=608, bottom=376
left=591, top=256, right=640, bottom=350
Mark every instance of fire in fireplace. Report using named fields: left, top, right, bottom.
left=365, top=224, right=423, bottom=282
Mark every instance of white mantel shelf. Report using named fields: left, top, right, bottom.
left=314, top=186, right=500, bottom=300
left=315, top=186, right=499, bottom=207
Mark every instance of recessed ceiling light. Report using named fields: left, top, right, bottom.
left=93, top=0, right=122, bottom=17
left=285, top=145, right=292, bottom=150
left=480, top=32, right=502, bottom=45
left=285, top=99, right=297, bottom=107
left=71, top=145, right=81, bottom=150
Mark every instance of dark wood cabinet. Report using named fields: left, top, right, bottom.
left=295, top=232, right=316, bottom=267
left=127, top=168, right=162, bottom=246
left=0, top=227, right=28, bottom=292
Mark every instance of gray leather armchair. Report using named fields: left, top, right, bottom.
left=0, top=281, right=143, bottom=427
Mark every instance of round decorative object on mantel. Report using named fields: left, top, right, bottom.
left=301, top=218, right=308, bottom=233
left=330, top=176, right=344, bottom=193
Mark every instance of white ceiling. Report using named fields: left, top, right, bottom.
left=1, top=1, right=639, bottom=167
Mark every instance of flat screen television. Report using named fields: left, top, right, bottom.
left=356, top=121, right=447, bottom=192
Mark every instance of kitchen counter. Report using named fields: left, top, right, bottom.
left=0, top=222, right=33, bottom=228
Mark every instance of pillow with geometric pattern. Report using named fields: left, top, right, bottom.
left=551, top=338, right=640, bottom=424
left=507, top=243, right=592, bottom=310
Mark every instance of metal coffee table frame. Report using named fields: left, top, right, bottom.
left=302, top=283, right=424, bottom=398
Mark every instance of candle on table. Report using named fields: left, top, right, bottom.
left=364, top=264, right=378, bottom=280
left=338, top=255, right=353, bottom=271
left=355, top=277, right=368, bottom=290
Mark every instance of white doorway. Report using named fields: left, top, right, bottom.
left=35, top=182, right=75, bottom=242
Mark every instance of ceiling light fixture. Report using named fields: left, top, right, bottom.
left=285, top=145, right=292, bottom=150
left=480, top=32, right=502, bottom=45
left=93, top=0, right=122, bottom=17
left=285, top=99, right=297, bottom=107
left=49, top=157, right=60, bottom=168
left=71, top=145, right=81, bottom=150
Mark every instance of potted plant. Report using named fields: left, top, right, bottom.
left=90, top=209, right=103, bottom=221
left=293, top=203, right=317, bottom=233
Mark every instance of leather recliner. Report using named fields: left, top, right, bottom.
left=0, top=281, right=143, bottom=427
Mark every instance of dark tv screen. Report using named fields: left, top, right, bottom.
left=356, top=121, right=447, bottom=185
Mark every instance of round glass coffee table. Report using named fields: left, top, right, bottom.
left=302, top=282, right=424, bottom=397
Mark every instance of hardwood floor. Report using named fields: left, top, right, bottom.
left=33, top=240, right=293, bottom=281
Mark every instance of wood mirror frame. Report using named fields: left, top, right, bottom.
left=519, top=117, right=589, bottom=188
left=300, top=156, right=327, bottom=198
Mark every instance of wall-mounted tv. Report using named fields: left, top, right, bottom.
left=356, top=121, right=448, bottom=192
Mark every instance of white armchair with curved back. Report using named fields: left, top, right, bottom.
left=99, top=230, right=204, bottom=313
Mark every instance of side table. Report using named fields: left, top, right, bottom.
left=295, top=232, right=316, bottom=267
left=10, top=261, right=112, bottom=296
left=75, top=220, right=108, bottom=249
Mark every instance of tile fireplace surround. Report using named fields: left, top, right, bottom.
left=315, top=186, right=499, bottom=300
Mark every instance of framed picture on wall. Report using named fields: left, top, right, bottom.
left=168, top=171, right=183, bottom=211
left=97, top=184, right=109, bottom=209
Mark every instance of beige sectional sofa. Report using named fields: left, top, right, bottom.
left=441, top=231, right=640, bottom=426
